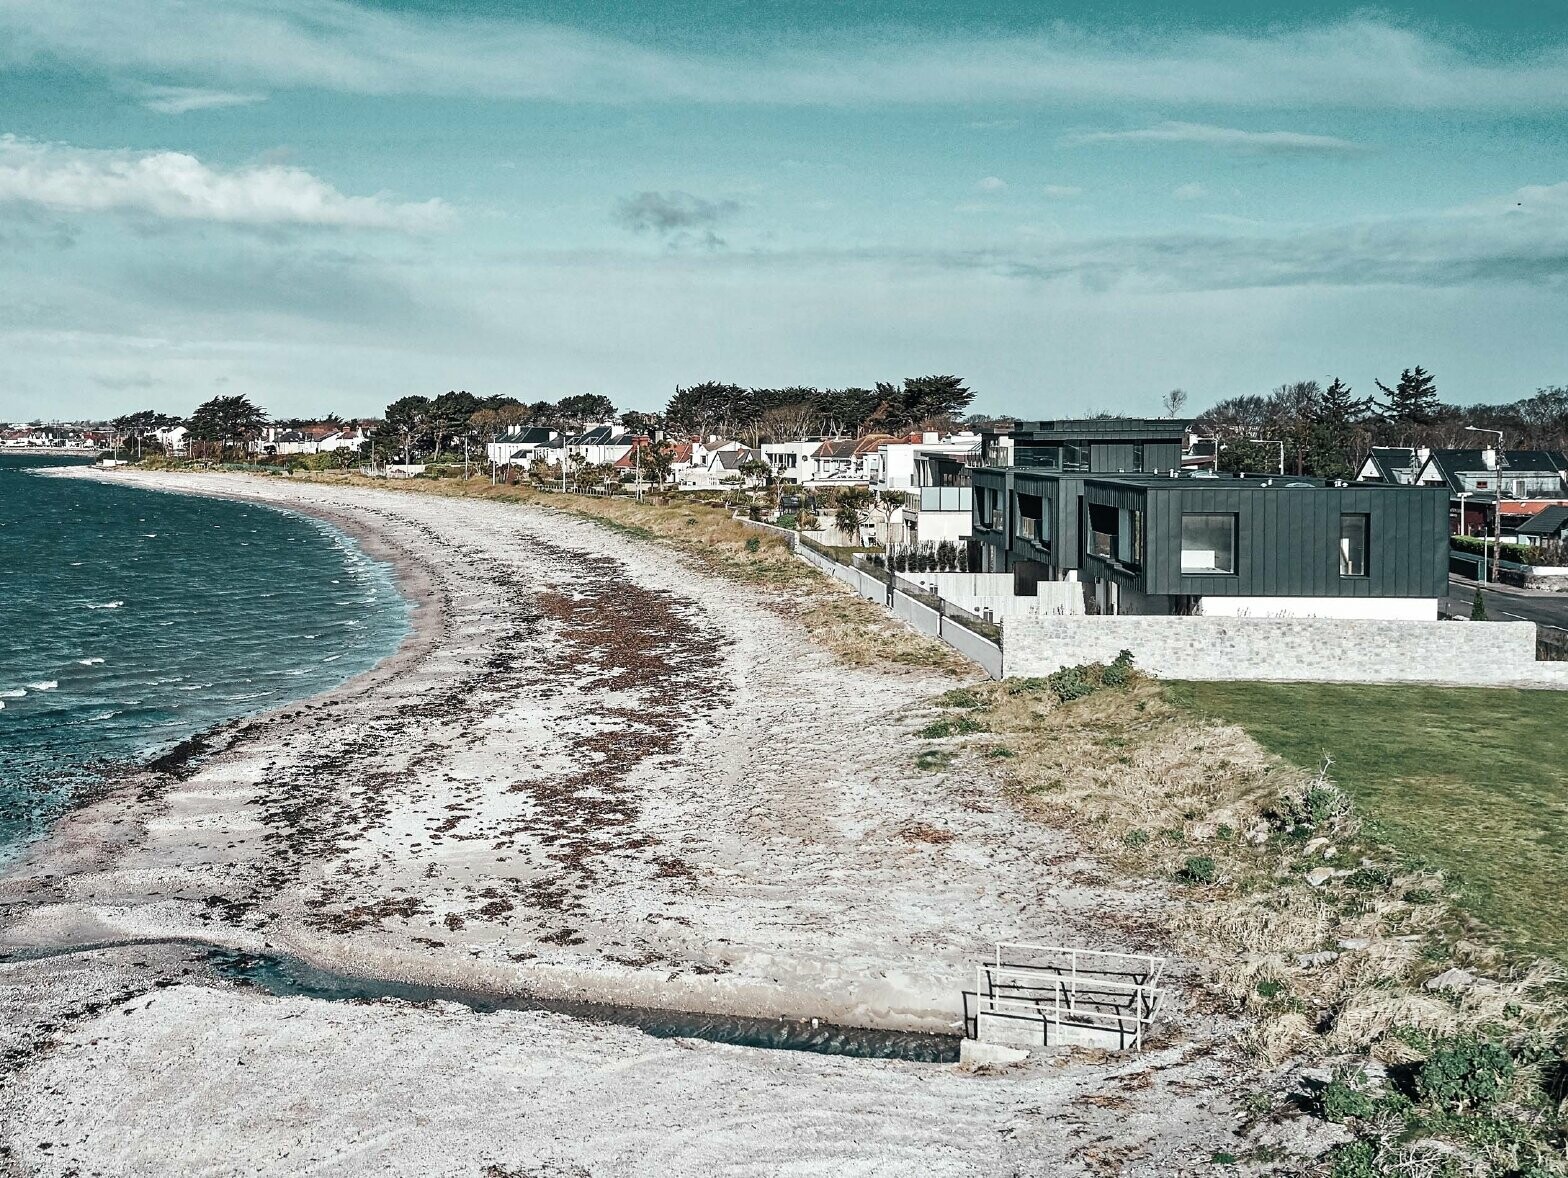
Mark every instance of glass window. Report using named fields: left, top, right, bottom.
left=1339, top=513, right=1369, bottom=577
left=1181, top=513, right=1237, bottom=574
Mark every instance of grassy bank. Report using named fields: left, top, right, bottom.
left=1165, top=681, right=1568, bottom=965
left=912, top=668, right=1568, bottom=1175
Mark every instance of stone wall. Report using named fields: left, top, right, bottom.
left=1002, top=615, right=1568, bottom=688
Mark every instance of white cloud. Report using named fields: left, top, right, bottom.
left=1172, top=183, right=1208, bottom=201
left=976, top=176, right=1007, bottom=192
left=1042, top=184, right=1083, bottom=199
left=3, top=3, right=1567, bottom=110
left=0, top=135, right=452, bottom=231
left=1063, top=121, right=1364, bottom=154
left=137, top=86, right=268, bottom=115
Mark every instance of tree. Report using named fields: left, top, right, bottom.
left=898, top=375, right=974, bottom=429
left=1218, top=437, right=1279, bottom=474
left=555, top=394, right=617, bottom=433
left=833, top=487, right=874, bottom=543
left=426, top=390, right=481, bottom=460
left=619, top=410, right=664, bottom=436
left=111, top=409, right=181, bottom=459
left=1161, top=389, right=1189, bottom=418
left=1471, top=590, right=1488, bottom=621
left=665, top=382, right=746, bottom=438
left=872, top=490, right=906, bottom=549
left=1375, top=367, right=1440, bottom=429
left=186, top=395, right=268, bottom=462
left=378, top=395, right=432, bottom=464
left=641, top=439, right=675, bottom=485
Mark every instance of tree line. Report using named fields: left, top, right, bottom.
left=1197, top=370, right=1568, bottom=479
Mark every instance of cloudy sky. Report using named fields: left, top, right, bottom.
left=2, top=0, right=1566, bottom=421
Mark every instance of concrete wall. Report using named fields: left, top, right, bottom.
left=939, top=617, right=1005, bottom=678
left=1002, top=615, right=1568, bottom=687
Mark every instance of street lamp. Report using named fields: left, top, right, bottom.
left=1465, top=426, right=1505, bottom=584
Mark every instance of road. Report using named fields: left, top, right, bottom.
left=1444, top=577, right=1568, bottom=628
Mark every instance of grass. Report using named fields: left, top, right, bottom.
left=1165, top=681, right=1568, bottom=963
left=908, top=668, right=1568, bottom=1173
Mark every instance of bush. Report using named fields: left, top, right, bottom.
left=1046, top=665, right=1098, bottom=702
left=744, top=536, right=761, bottom=553
left=1275, top=775, right=1351, bottom=832
left=1416, top=1036, right=1514, bottom=1111
left=1319, top=1072, right=1377, bottom=1123
left=1327, top=1140, right=1380, bottom=1178
left=1178, top=855, right=1218, bottom=884
left=917, top=716, right=987, bottom=740
left=1100, top=649, right=1136, bottom=687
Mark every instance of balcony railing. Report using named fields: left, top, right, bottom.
left=1089, top=530, right=1115, bottom=559
left=912, top=486, right=972, bottom=512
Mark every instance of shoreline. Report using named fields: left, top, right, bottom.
left=0, top=468, right=1248, bottom=1176
left=0, top=468, right=442, bottom=890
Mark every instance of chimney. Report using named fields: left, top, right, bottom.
left=1482, top=447, right=1498, bottom=471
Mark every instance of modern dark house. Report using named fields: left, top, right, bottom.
left=974, top=419, right=1450, bottom=618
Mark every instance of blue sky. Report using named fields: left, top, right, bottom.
left=2, top=1, right=1566, bottom=421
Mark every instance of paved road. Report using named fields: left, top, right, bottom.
left=1444, top=577, right=1568, bottom=628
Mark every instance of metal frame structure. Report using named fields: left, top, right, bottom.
left=968, top=942, right=1167, bottom=1051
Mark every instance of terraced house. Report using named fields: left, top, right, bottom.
left=973, top=419, right=1450, bottom=619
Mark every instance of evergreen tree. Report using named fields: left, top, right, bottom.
left=1375, top=367, right=1440, bottom=426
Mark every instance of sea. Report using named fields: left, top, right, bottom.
left=0, top=454, right=409, bottom=863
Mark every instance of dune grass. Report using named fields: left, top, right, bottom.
left=1165, top=681, right=1568, bottom=964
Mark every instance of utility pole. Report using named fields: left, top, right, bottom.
left=1465, top=426, right=1506, bottom=585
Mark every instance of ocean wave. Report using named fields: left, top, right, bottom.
left=0, top=688, right=25, bottom=699
left=77, top=658, right=105, bottom=666
left=86, top=601, right=124, bottom=610
left=27, top=680, right=58, bottom=691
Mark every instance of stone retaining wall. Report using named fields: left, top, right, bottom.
left=1002, top=615, right=1568, bottom=688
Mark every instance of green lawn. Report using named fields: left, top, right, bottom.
left=1166, top=681, right=1568, bottom=962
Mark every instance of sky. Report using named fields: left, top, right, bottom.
left=1, top=0, right=1567, bottom=422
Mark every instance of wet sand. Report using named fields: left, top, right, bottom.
left=0, top=470, right=1249, bottom=1176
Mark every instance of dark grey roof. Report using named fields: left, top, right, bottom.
left=503, top=426, right=558, bottom=444
left=1514, top=505, right=1568, bottom=536
left=1425, top=449, right=1568, bottom=492
left=1364, top=447, right=1416, bottom=482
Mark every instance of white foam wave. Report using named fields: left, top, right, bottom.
left=27, top=680, right=58, bottom=691
left=0, top=688, right=25, bottom=699
left=77, top=658, right=105, bottom=666
left=86, top=601, right=124, bottom=610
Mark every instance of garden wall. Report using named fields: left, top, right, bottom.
left=1002, top=615, right=1568, bottom=687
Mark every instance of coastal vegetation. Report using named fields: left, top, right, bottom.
left=914, top=666, right=1568, bottom=1176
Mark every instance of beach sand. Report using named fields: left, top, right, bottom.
left=0, top=470, right=1252, bottom=1176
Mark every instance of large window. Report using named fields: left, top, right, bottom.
left=1181, top=513, right=1237, bottom=574
left=1017, top=493, right=1045, bottom=542
left=1339, top=513, right=1369, bottom=577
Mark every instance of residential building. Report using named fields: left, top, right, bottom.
left=899, top=449, right=977, bottom=552
left=1360, top=446, right=1568, bottom=536
left=1510, top=505, right=1568, bottom=547
left=974, top=418, right=1449, bottom=619
left=485, top=426, right=562, bottom=467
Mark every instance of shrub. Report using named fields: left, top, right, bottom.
left=1320, top=1072, right=1377, bottom=1123
left=1327, top=1141, right=1379, bottom=1178
left=1179, top=855, right=1218, bottom=884
left=1101, top=649, right=1137, bottom=687
left=1124, top=829, right=1150, bottom=849
left=1046, top=665, right=1098, bottom=702
left=1416, top=1036, right=1514, bottom=1111
left=936, top=688, right=987, bottom=710
left=744, top=536, right=761, bottom=553
left=916, top=716, right=987, bottom=740
left=985, top=746, right=1015, bottom=759
left=1347, top=866, right=1395, bottom=891
left=1274, top=774, right=1352, bottom=832
left=1255, top=979, right=1285, bottom=999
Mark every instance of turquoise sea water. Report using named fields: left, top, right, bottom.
left=0, top=455, right=409, bottom=862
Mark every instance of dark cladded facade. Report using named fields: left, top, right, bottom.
left=973, top=419, right=1450, bottom=615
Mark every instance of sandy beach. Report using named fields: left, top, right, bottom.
left=0, top=470, right=1251, bottom=1176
